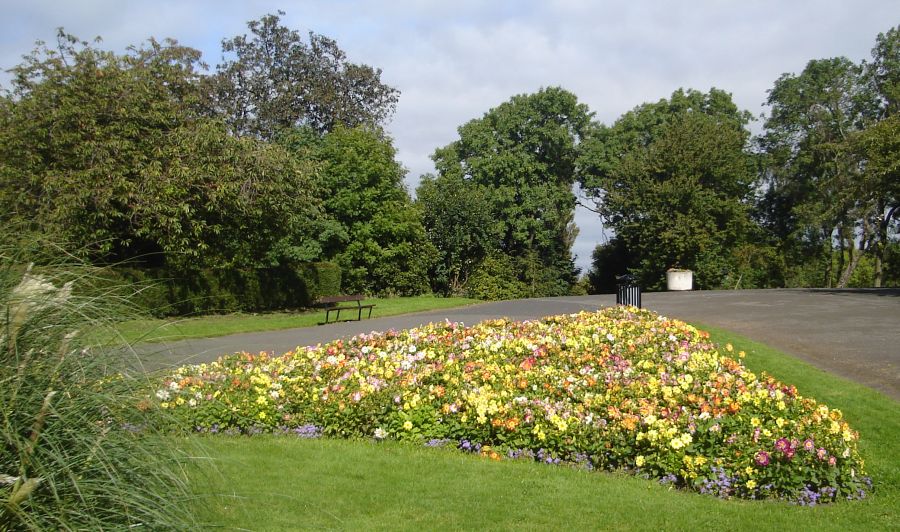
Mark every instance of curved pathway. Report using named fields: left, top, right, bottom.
left=134, top=289, right=900, bottom=400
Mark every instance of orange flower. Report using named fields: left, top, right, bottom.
left=621, top=415, right=640, bottom=431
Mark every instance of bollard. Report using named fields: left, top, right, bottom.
left=616, top=274, right=641, bottom=308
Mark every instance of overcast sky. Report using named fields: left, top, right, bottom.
left=1, top=1, right=897, bottom=271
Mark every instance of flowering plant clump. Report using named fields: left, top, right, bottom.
left=154, top=307, right=869, bottom=504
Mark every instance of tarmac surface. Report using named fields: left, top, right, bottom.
left=133, top=288, right=900, bottom=401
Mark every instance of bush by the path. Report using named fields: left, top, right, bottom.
left=154, top=306, right=869, bottom=504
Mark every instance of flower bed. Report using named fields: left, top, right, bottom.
left=154, top=307, right=869, bottom=504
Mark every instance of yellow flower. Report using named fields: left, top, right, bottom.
left=636, top=456, right=646, bottom=467
left=746, top=480, right=757, bottom=490
left=750, top=417, right=761, bottom=427
left=403, top=420, right=413, bottom=431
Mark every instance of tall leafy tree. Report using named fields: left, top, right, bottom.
left=761, top=26, right=899, bottom=287
left=282, top=126, right=433, bottom=295
left=0, top=32, right=205, bottom=262
left=416, top=173, right=498, bottom=295
left=210, top=11, right=399, bottom=139
left=0, top=32, right=333, bottom=271
left=431, top=87, right=591, bottom=297
left=861, top=26, right=900, bottom=286
left=579, top=88, right=760, bottom=289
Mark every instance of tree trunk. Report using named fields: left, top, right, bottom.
left=837, top=246, right=862, bottom=288
left=875, top=204, right=899, bottom=288
left=836, top=229, right=846, bottom=286
left=823, top=225, right=834, bottom=288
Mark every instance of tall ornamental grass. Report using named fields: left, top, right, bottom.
left=0, top=244, right=197, bottom=530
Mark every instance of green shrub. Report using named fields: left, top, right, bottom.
left=0, top=257, right=197, bottom=528
left=465, top=254, right=528, bottom=300
left=96, top=262, right=342, bottom=317
left=297, top=261, right=342, bottom=299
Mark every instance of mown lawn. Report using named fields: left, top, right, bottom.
left=182, top=326, right=899, bottom=531
left=106, top=296, right=479, bottom=344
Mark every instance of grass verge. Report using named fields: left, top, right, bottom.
left=184, top=326, right=899, bottom=531
left=106, top=296, right=479, bottom=344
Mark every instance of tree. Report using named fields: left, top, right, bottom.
left=579, top=88, right=760, bottom=289
left=283, top=125, right=433, bottom=295
left=431, top=87, right=591, bottom=297
left=0, top=32, right=206, bottom=262
left=416, top=173, right=498, bottom=295
left=761, top=25, right=900, bottom=288
left=0, top=32, right=334, bottom=272
left=862, top=26, right=900, bottom=286
left=210, top=11, right=399, bottom=139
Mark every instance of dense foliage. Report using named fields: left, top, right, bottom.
left=0, top=17, right=427, bottom=307
left=1, top=18, right=897, bottom=310
left=154, top=307, right=869, bottom=505
left=424, top=87, right=590, bottom=298
left=209, top=11, right=399, bottom=139
left=578, top=89, right=763, bottom=290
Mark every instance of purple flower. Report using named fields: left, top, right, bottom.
left=293, top=424, right=322, bottom=438
left=754, top=451, right=770, bottom=467
left=803, top=438, right=815, bottom=452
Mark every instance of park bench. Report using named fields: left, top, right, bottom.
left=317, top=295, right=375, bottom=324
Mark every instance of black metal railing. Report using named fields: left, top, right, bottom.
left=616, top=274, right=641, bottom=308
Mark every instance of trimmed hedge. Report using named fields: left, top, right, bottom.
left=98, top=262, right=341, bottom=317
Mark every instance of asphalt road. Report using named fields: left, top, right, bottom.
left=133, top=288, right=900, bottom=400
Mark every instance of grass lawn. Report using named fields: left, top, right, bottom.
left=183, top=325, right=899, bottom=531
left=107, top=296, right=479, bottom=344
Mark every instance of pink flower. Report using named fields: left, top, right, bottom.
left=817, top=448, right=828, bottom=460
left=803, top=439, right=815, bottom=452
left=828, top=456, right=837, bottom=467
left=774, top=438, right=791, bottom=453
left=754, top=450, right=770, bottom=466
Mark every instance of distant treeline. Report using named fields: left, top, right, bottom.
left=1, top=13, right=897, bottom=314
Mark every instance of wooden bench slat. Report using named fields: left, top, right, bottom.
left=316, top=295, right=375, bottom=324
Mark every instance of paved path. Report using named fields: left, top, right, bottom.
left=134, top=289, right=900, bottom=400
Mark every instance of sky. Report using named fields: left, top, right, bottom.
left=1, top=0, right=897, bottom=271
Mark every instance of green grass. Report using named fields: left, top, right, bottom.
left=185, top=326, right=899, bottom=531
left=106, top=296, right=479, bottom=344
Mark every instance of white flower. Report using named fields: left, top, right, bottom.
left=155, top=389, right=170, bottom=400
left=374, top=428, right=387, bottom=440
